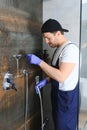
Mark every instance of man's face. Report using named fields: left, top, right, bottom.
left=43, top=32, right=59, bottom=48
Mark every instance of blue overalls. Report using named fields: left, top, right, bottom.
left=51, top=44, right=79, bottom=130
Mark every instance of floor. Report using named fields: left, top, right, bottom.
left=79, top=110, right=87, bottom=130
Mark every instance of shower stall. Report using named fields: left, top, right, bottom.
left=0, top=0, right=43, bottom=130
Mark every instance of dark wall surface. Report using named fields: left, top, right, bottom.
left=0, top=0, right=42, bottom=130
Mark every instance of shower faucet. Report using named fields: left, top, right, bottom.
left=2, top=71, right=17, bottom=91
left=13, top=54, right=22, bottom=76
left=13, top=54, right=22, bottom=59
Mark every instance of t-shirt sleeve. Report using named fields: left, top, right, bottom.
left=59, top=44, right=79, bottom=63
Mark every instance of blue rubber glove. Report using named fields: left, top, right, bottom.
left=35, top=79, right=47, bottom=94
left=26, top=54, right=42, bottom=65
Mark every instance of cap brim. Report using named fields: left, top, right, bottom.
left=62, top=29, right=69, bottom=32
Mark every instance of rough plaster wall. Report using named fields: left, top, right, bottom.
left=0, top=0, right=42, bottom=130
left=42, top=0, right=80, bottom=130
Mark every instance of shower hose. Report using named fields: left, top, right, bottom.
left=23, top=69, right=28, bottom=130
left=35, top=76, right=48, bottom=130
left=25, top=71, right=28, bottom=130
left=38, top=87, right=44, bottom=130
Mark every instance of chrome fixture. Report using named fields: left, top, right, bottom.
left=13, top=54, right=22, bottom=76
left=2, top=71, right=17, bottom=91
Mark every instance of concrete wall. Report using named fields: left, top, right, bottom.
left=43, top=0, right=80, bottom=58
left=42, top=0, right=81, bottom=130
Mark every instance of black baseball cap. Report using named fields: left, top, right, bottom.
left=41, top=19, right=69, bottom=33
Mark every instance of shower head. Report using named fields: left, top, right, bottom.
left=13, top=54, right=22, bottom=76
left=35, top=75, right=40, bottom=84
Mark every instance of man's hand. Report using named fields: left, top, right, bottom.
left=26, top=54, right=42, bottom=65
left=35, top=79, right=47, bottom=94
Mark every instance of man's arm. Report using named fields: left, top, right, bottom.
left=39, top=60, right=76, bottom=83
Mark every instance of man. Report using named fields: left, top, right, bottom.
left=27, top=19, right=79, bottom=130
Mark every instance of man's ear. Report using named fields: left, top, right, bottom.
left=56, top=31, right=61, bottom=36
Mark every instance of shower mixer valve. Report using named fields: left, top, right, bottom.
left=2, top=71, right=17, bottom=91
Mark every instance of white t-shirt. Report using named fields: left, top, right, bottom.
left=52, top=41, right=79, bottom=91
